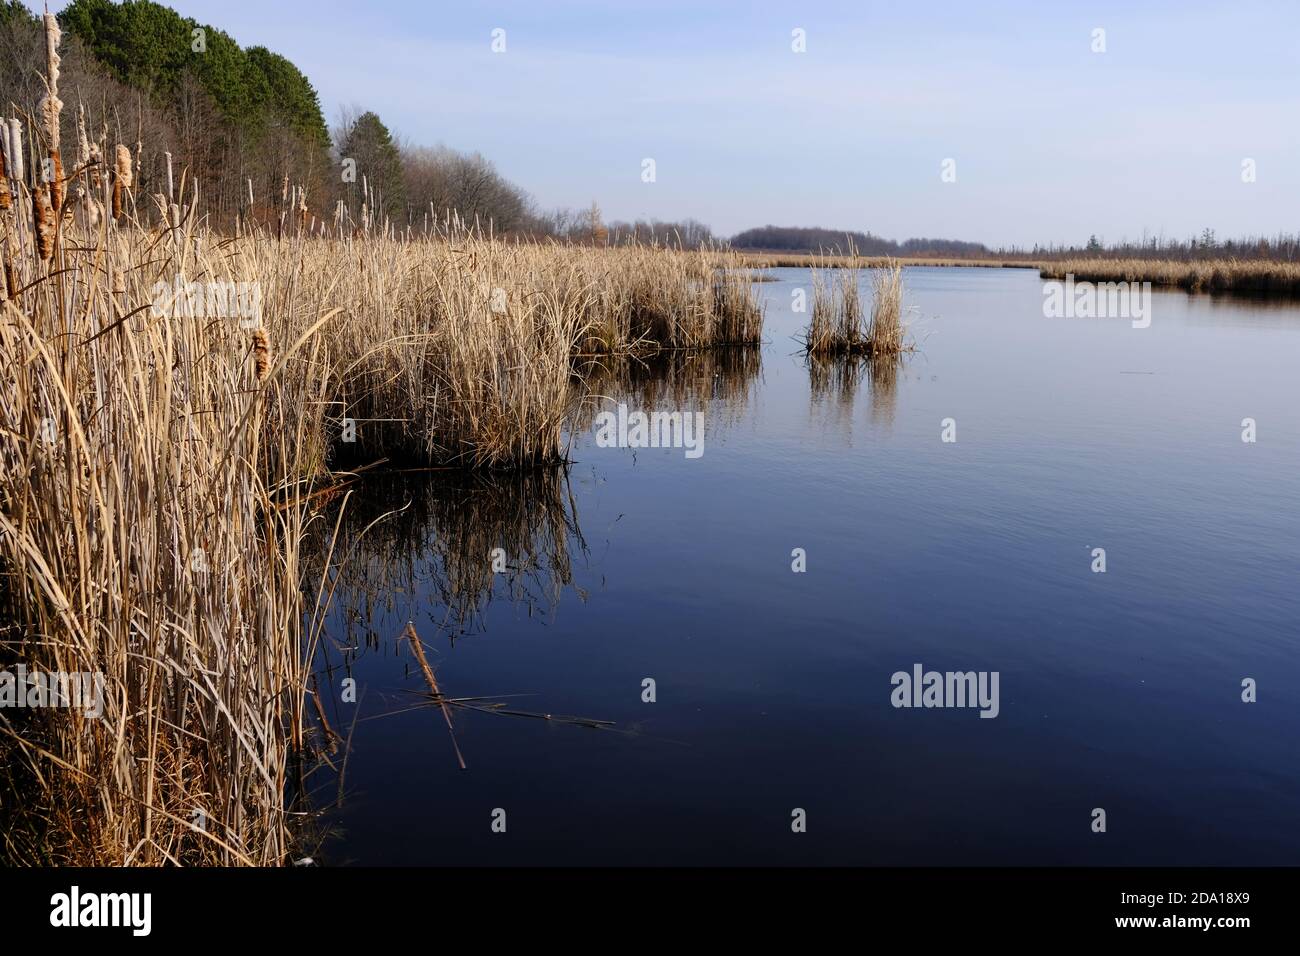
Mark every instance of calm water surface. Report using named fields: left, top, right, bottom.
left=310, top=266, right=1300, bottom=865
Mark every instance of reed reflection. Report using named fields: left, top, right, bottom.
left=808, top=352, right=905, bottom=428
left=572, top=347, right=763, bottom=437
left=310, top=468, right=585, bottom=660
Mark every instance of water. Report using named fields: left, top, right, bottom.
left=307, top=266, right=1300, bottom=865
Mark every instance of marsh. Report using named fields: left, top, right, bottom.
left=307, top=265, right=1300, bottom=866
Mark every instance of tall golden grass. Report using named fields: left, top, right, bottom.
left=0, top=17, right=766, bottom=865
left=804, top=257, right=911, bottom=356
left=1039, top=258, right=1300, bottom=297
left=739, top=251, right=1037, bottom=270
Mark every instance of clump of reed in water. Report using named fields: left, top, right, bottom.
left=803, top=257, right=911, bottom=356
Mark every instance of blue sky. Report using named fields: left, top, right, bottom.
left=27, top=0, right=1300, bottom=245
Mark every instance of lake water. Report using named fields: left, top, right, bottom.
left=307, top=266, right=1300, bottom=865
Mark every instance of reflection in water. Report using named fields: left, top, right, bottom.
left=572, top=347, right=762, bottom=435
left=309, top=347, right=765, bottom=686
left=312, top=468, right=586, bottom=655
left=808, top=352, right=905, bottom=427
left=295, top=468, right=591, bottom=858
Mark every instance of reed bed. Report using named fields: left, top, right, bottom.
left=573, top=244, right=764, bottom=354
left=742, top=251, right=1036, bottom=270
left=1039, top=258, right=1300, bottom=297
left=803, top=258, right=911, bottom=357
left=1, top=180, right=316, bottom=866
left=0, top=15, right=767, bottom=866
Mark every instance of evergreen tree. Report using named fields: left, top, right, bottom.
left=337, top=111, right=405, bottom=222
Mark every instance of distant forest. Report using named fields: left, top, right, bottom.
left=731, top=225, right=991, bottom=257
left=2, top=0, right=1296, bottom=259
left=1023, top=230, right=1300, bottom=263
left=730, top=225, right=1300, bottom=263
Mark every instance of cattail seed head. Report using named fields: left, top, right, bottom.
left=251, top=327, right=271, bottom=381
left=43, top=14, right=62, bottom=85
left=49, top=152, right=64, bottom=213
left=3, top=233, right=17, bottom=299
left=0, top=143, right=9, bottom=211
left=112, top=144, right=132, bottom=219
left=115, top=144, right=133, bottom=189
left=7, top=118, right=24, bottom=183
left=76, top=105, right=89, bottom=166
left=34, top=184, right=55, bottom=261
left=39, top=14, right=63, bottom=151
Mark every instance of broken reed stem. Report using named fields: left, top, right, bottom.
left=402, top=623, right=466, bottom=769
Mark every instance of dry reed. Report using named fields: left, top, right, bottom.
left=803, top=256, right=911, bottom=356
left=0, top=12, right=773, bottom=866
left=0, top=10, right=768, bottom=865
left=1040, top=258, right=1300, bottom=297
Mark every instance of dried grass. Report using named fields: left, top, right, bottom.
left=1040, top=258, right=1300, bottom=297
left=803, top=255, right=911, bottom=356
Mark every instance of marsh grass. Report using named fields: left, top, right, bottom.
left=740, top=251, right=1036, bottom=270
left=0, top=220, right=763, bottom=862
left=1039, top=258, right=1300, bottom=297
left=803, top=256, right=912, bottom=357
left=1, top=22, right=767, bottom=863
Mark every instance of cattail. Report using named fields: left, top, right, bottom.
left=7, top=118, right=23, bottom=183
left=115, top=144, right=133, bottom=189
left=112, top=269, right=125, bottom=296
left=38, top=13, right=64, bottom=213
left=76, top=105, right=89, bottom=166
left=34, top=184, right=55, bottom=261
left=164, top=151, right=173, bottom=201
left=3, top=232, right=17, bottom=298
left=112, top=144, right=131, bottom=218
left=49, top=153, right=64, bottom=214
left=39, top=14, right=62, bottom=150
left=251, top=327, right=271, bottom=381
left=86, top=140, right=102, bottom=190
left=0, top=140, right=9, bottom=211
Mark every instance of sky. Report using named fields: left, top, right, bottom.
left=25, top=0, right=1300, bottom=246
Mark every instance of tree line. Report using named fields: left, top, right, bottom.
left=1013, top=230, right=1300, bottom=263
left=730, top=224, right=991, bottom=258
left=3, top=1, right=1292, bottom=257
